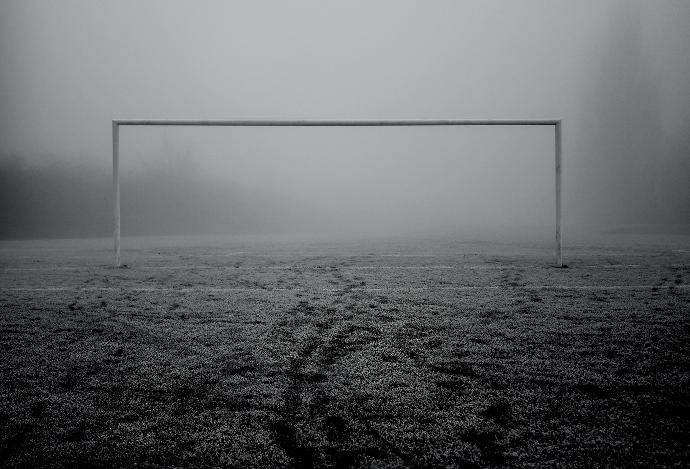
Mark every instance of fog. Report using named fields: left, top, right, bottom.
left=1, top=0, right=688, bottom=240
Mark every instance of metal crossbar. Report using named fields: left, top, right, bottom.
left=113, top=119, right=560, bottom=126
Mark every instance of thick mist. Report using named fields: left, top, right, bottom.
left=1, top=1, right=688, bottom=240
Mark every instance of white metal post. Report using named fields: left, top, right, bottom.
left=555, top=120, right=562, bottom=267
left=113, top=121, right=120, bottom=267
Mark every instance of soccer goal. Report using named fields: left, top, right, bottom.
left=111, top=119, right=563, bottom=267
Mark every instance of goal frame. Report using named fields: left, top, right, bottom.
left=112, top=119, right=563, bottom=267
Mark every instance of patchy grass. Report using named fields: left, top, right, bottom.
left=0, top=236, right=689, bottom=467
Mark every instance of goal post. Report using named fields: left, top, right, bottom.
left=111, top=119, right=563, bottom=267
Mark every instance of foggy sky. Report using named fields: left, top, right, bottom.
left=1, top=0, right=689, bottom=239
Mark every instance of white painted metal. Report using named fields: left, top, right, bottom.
left=112, top=121, right=120, bottom=268
left=555, top=120, right=563, bottom=267
left=111, top=119, right=563, bottom=267
left=113, top=118, right=560, bottom=127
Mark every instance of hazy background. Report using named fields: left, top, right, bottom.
left=1, top=0, right=689, bottom=240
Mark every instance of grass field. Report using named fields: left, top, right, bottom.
left=1, top=234, right=689, bottom=468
